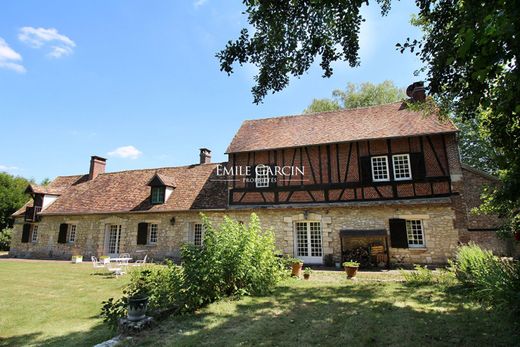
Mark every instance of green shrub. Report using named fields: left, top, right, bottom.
left=0, top=228, right=12, bottom=251
left=401, top=265, right=434, bottom=286
left=342, top=261, right=360, bottom=267
left=100, top=262, right=184, bottom=329
left=182, top=213, right=284, bottom=309
left=450, top=242, right=520, bottom=313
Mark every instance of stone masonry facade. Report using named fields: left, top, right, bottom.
left=10, top=200, right=459, bottom=265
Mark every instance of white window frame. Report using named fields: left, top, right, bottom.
left=392, top=154, right=412, bottom=181
left=406, top=220, right=425, bottom=248
left=193, top=223, right=204, bottom=246
left=255, top=165, right=270, bottom=188
left=151, top=187, right=165, bottom=204
left=148, top=223, right=158, bottom=244
left=294, top=221, right=323, bottom=264
left=371, top=156, right=390, bottom=182
left=68, top=224, right=77, bottom=243
left=31, top=225, right=38, bottom=243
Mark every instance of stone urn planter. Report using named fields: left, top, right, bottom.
left=343, top=261, right=360, bottom=279
left=290, top=259, right=303, bottom=277
left=127, top=296, right=149, bottom=322
left=303, top=267, right=312, bottom=280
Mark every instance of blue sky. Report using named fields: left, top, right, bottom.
left=0, top=1, right=423, bottom=182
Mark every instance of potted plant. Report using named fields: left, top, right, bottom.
left=303, top=267, right=312, bottom=280
left=290, top=258, right=303, bottom=277
left=126, top=283, right=149, bottom=322
left=99, top=255, right=110, bottom=264
left=71, top=255, right=83, bottom=264
left=343, top=261, right=360, bottom=279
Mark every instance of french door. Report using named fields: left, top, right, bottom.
left=295, top=221, right=323, bottom=264
left=105, top=225, right=122, bottom=257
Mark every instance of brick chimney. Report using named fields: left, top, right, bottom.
left=89, top=156, right=106, bottom=180
left=406, top=81, right=426, bottom=102
left=199, top=148, right=211, bottom=164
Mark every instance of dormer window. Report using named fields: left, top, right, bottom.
left=151, top=187, right=165, bottom=204
left=147, top=173, right=176, bottom=205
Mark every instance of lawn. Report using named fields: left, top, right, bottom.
left=125, top=271, right=519, bottom=347
left=0, top=260, right=128, bottom=347
left=0, top=262, right=518, bottom=347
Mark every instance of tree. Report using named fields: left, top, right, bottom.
left=219, top=1, right=520, bottom=236
left=0, top=173, right=30, bottom=231
left=304, top=81, right=405, bottom=114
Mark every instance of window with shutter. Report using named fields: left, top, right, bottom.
left=137, top=222, right=148, bottom=245
left=58, top=223, right=68, bottom=243
left=389, top=218, right=408, bottom=248
left=247, top=165, right=257, bottom=188
left=21, top=224, right=31, bottom=243
left=360, top=157, right=372, bottom=184
left=410, top=152, right=426, bottom=180
left=371, top=156, right=390, bottom=182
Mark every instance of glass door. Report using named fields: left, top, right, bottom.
left=105, top=224, right=122, bottom=257
left=295, top=221, right=323, bottom=264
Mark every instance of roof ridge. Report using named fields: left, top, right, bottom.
left=96, top=162, right=227, bottom=176
left=243, top=101, right=405, bottom=123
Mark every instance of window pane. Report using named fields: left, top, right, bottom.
left=31, top=225, right=38, bottom=242
left=194, top=223, right=204, bottom=246
left=406, top=220, right=425, bottom=247
left=69, top=225, right=76, bottom=243
left=309, top=222, right=322, bottom=257
left=149, top=224, right=158, bottom=244
left=371, top=156, right=389, bottom=181
left=393, top=154, right=412, bottom=180
left=255, top=165, right=269, bottom=188
left=295, top=222, right=309, bottom=257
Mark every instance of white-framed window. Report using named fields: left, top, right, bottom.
left=392, top=154, right=412, bottom=180
left=149, top=224, right=158, bottom=244
left=193, top=223, right=204, bottom=246
left=406, top=220, right=425, bottom=247
left=68, top=224, right=77, bottom=243
left=31, top=225, right=38, bottom=243
left=371, top=156, right=390, bottom=182
left=255, top=165, right=269, bottom=188
left=151, top=187, right=165, bottom=204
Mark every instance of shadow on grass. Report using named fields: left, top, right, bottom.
left=0, top=322, right=113, bottom=347
left=126, top=282, right=519, bottom=347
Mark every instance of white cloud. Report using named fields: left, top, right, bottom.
left=0, top=38, right=26, bottom=73
left=107, top=146, right=143, bottom=160
left=18, top=27, right=76, bottom=58
left=194, top=0, right=208, bottom=8
left=0, top=165, right=19, bottom=172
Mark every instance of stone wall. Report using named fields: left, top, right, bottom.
left=10, top=200, right=460, bottom=265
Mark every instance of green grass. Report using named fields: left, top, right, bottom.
left=125, top=271, right=519, bottom=347
left=0, top=260, right=128, bottom=347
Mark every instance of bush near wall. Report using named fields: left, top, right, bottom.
left=0, top=228, right=12, bottom=251
left=101, top=213, right=284, bottom=329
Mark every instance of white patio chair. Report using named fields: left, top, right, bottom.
left=91, top=256, right=105, bottom=269
left=133, top=254, right=148, bottom=267
left=106, top=261, right=125, bottom=277
left=119, top=253, right=131, bottom=267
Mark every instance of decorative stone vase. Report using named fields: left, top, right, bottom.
left=345, top=266, right=359, bottom=279
left=291, top=263, right=303, bottom=277
left=127, top=297, right=149, bottom=322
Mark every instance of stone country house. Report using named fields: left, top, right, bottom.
left=10, top=85, right=514, bottom=265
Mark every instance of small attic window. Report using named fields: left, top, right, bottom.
left=147, top=173, right=175, bottom=205
left=151, top=186, right=166, bottom=204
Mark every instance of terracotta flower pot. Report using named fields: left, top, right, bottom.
left=291, top=263, right=303, bottom=277
left=303, top=273, right=310, bottom=280
left=345, top=266, right=359, bottom=279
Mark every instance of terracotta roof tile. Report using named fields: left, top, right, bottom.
left=36, top=163, right=228, bottom=215
left=226, top=102, right=457, bottom=153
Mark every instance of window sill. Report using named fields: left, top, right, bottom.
left=408, top=247, right=427, bottom=252
left=145, top=243, right=158, bottom=247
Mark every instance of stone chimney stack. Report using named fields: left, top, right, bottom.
left=89, top=156, right=106, bottom=180
left=199, top=148, right=211, bottom=164
left=406, top=81, right=426, bottom=102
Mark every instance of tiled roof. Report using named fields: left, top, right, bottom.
left=44, top=164, right=228, bottom=214
left=147, top=173, right=177, bottom=187
left=14, top=163, right=228, bottom=216
left=226, top=102, right=458, bottom=153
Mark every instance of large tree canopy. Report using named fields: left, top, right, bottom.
left=0, top=173, right=31, bottom=230
left=219, top=0, right=520, bottom=235
left=304, top=80, right=405, bottom=113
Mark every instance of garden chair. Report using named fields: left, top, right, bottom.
left=106, top=261, right=125, bottom=277
left=91, top=256, right=105, bottom=269
left=133, top=254, right=148, bottom=267
left=119, top=253, right=131, bottom=267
